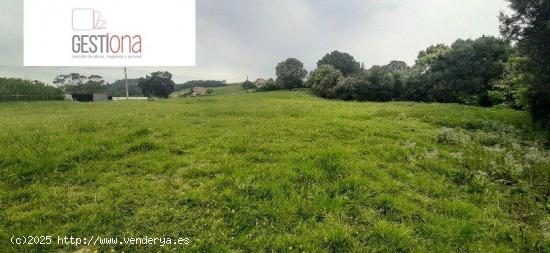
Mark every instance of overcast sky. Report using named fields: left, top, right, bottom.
left=0, top=0, right=509, bottom=84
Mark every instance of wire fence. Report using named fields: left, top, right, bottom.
left=0, top=94, right=65, bottom=102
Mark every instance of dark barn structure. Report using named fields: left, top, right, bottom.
left=71, top=93, right=109, bottom=102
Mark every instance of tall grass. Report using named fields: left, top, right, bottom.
left=0, top=90, right=548, bottom=252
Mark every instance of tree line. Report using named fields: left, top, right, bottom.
left=268, top=37, right=519, bottom=106
left=52, top=72, right=168, bottom=97
left=0, top=78, right=64, bottom=101
left=306, top=36, right=513, bottom=105
left=175, top=80, right=227, bottom=91
left=50, top=73, right=229, bottom=98
left=265, top=0, right=549, bottom=130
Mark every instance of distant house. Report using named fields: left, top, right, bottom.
left=192, top=87, right=208, bottom=96
left=254, top=78, right=267, bottom=87
left=71, top=93, right=109, bottom=102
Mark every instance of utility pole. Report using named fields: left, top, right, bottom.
left=124, top=67, right=129, bottom=99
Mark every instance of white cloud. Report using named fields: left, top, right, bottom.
left=0, top=0, right=509, bottom=84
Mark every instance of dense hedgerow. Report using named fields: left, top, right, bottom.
left=0, top=78, right=64, bottom=101
left=176, top=80, right=227, bottom=91
left=307, top=65, right=342, bottom=98
left=304, top=1, right=550, bottom=130
left=256, top=80, right=282, bottom=92
left=242, top=80, right=256, bottom=90
left=308, top=36, right=515, bottom=107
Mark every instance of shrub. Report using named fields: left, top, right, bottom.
left=436, top=128, right=471, bottom=145
left=401, top=70, right=431, bottom=102
left=354, top=67, right=395, bottom=101
left=457, top=95, right=481, bottom=106
left=176, top=80, right=227, bottom=90
left=491, top=56, right=531, bottom=109
left=487, top=90, right=507, bottom=106
left=415, top=37, right=512, bottom=105
left=138, top=71, right=175, bottom=98
left=242, top=80, right=256, bottom=90
left=256, top=80, right=281, bottom=92
left=307, top=65, right=343, bottom=98
left=0, top=78, right=64, bottom=101
left=334, top=77, right=359, bottom=100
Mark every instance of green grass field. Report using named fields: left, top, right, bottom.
left=1, top=88, right=549, bottom=252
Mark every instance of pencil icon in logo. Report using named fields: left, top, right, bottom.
left=72, top=8, right=106, bottom=31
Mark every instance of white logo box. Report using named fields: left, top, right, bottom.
left=72, top=9, right=106, bottom=31
left=24, top=0, right=195, bottom=66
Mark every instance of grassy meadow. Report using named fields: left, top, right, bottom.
left=1, top=87, right=549, bottom=252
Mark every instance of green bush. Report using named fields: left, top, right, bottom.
left=0, top=78, right=64, bottom=101
left=354, top=67, right=396, bottom=102
left=276, top=58, right=308, bottom=90
left=242, top=80, right=256, bottom=90
left=256, top=80, right=281, bottom=92
left=334, top=77, right=359, bottom=100
left=317, top=50, right=361, bottom=77
left=307, top=65, right=343, bottom=98
left=437, top=128, right=471, bottom=145
left=487, top=90, right=506, bottom=106
left=500, top=0, right=550, bottom=130
left=137, top=71, right=175, bottom=98
left=310, top=37, right=514, bottom=108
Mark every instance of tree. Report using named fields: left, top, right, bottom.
left=492, top=56, right=531, bottom=109
left=402, top=69, right=433, bottom=102
left=257, top=79, right=282, bottom=92
left=382, top=61, right=410, bottom=73
left=404, top=44, right=450, bottom=102
left=317, top=51, right=361, bottom=76
left=138, top=71, right=175, bottom=98
left=53, top=73, right=106, bottom=94
left=500, top=0, right=550, bottom=129
left=355, top=66, right=396, bottom=102
left=242, top=80, right=256, bottom=90
left=306, top=65, right=343, bottom=98
left=0, top=78, right=64, bottom=101
left=53, top=73, right=86, bottom=92
left=415, top=44, right=450, bottom=71
left=413, top=37, right=512, bottom=105
left=335, top=77, right=361, bottom=101
left=82, top=75, right=106, bottom=93
left=105, top=79, right=142, bottom=97
left=276, top=58, right=308, bottom=90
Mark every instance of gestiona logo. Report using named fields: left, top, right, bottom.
left=71, top=8, right=142, bottom=58
left=24, top=0, right=195, bottom=67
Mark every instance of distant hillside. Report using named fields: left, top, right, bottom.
left=105, top=79, right=143, bottom=97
